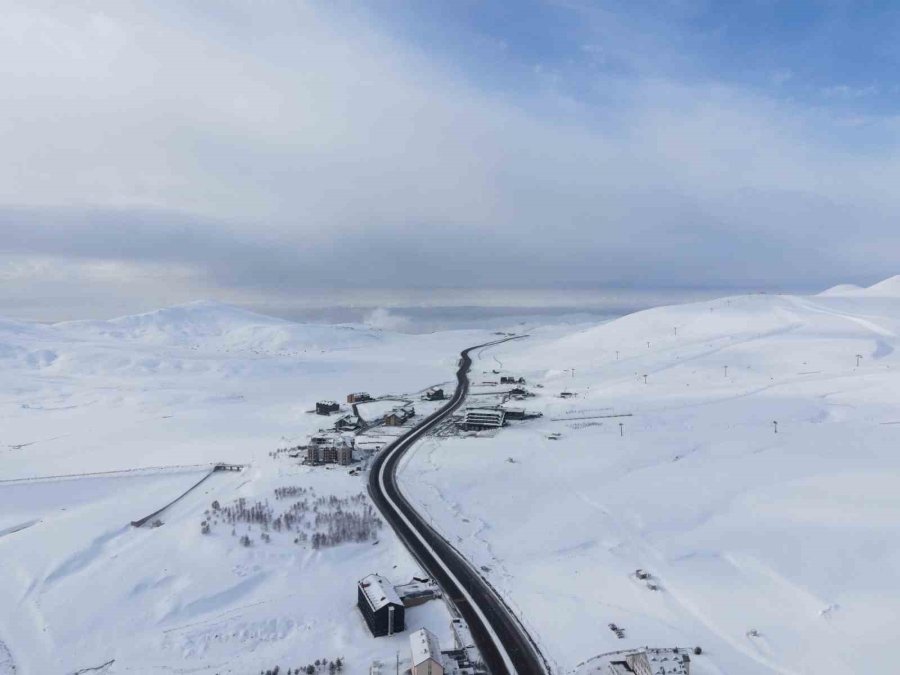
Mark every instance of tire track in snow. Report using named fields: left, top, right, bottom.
left=0, top=639, right=15, bottom=675
left=788, top=297, right=896, bottom=337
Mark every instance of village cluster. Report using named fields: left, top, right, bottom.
left=356, top=573, right=485, bottom=675
left=235, top=375, right=551, bottom=671
left=290, top=376, right=544, bottom=470
left=425, top=373, right=543, bottom=438
left=292, top=389, right=442, bottom=468
left=457, top=374, right=542, bottom=432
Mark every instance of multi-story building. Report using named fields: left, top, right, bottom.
left=316, top=400, right=340, bottom=415
left=306, top=435, right=354, bottom=465
left=410, top=628, right=443, bottom=675
left=461, top=407, right=505, bottom=431
left=357, top=574, right=405, bottom=637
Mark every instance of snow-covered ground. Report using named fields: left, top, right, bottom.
left=400, top=277, right=900, bottom=675
left=0, top=301, right=489, bottom=674
left=6, top=277, right=900, bottom=675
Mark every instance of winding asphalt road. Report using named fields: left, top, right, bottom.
left=367, top=337, right=548, bottom=675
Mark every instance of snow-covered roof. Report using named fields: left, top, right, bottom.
left=643, top=650, right=689, bottom=674
left=358, top=574, right=402, bottom=611
left=409, top=628, right=441, bottom=667
left=450, top=618, right=475, bottom=649
left=395, top=577, right=438, bottom=598
left=387, top=406, right=413, bottom=418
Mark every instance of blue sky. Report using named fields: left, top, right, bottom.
left=366, top=0, right=900, bottom=116
left=3, top=1, right=900, bottom=319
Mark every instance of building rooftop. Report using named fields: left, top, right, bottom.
left=395, top=577, right=439, bottom=598
left=358, top=574, right=402, bottom=612
left=450, top=618, right=475, bottom=649
left=409, top=627, right=441, bottom=667
left=643, top=650, right=689, bottom=675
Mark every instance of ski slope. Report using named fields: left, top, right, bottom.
left=400, top=282, right=900, bottom=675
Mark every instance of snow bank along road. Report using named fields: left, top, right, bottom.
left=368, top=337, right=548, bottom=675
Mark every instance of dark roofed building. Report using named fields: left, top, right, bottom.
left=335, top=414, right=362, bottom=431
left=316, top=400, right=340, bottom=415
left=384, top=406, right=414, bottom=426
left=424, top=387, right=445, bottom=401
left=357, top=574, right=405, bottom=637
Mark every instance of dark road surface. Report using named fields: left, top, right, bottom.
left=367, top=337, right=548, bottom=675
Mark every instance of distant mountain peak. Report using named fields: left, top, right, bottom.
left=819, top=276, right=900, bottom=297
left=865, top=275, right=900, bottom=295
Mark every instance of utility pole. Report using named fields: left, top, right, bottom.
left=724, top=365, right=728, bottom=377
left=856, top=354, right=863, bottom=367
left=773, top=420, right=778, bottom=434
left=643, top=374, right=648, bottom=384
left=616, top=350, right=620, bottom=361
left=619, top=422, right=624, bottom=437
left=647, top=341, right=651, bottom=349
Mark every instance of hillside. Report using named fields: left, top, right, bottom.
left=54, top=300, right=383, bottom=353
left=400, top=286, right=900, bottom=674
left=0, top=303, right=484, bottom=674
left=819, top=275, right=900, bottom=297
left=5, top=288, right=900, bottom=674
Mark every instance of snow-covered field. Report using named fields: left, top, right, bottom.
left=0, top=301, right=488, bottom=674
left=5, top=278, right=900, bottom=675
left=400, top=278, right=900, bottom=675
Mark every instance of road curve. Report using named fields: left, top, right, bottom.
left=367, top=337, right=548, bottom=675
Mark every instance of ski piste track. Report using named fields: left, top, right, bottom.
left=367, top=336, right=549, bottom=675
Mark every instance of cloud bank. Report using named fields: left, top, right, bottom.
left=3, top=1, right=900, bottom=318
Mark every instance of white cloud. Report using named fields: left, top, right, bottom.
left=1, top=0, right=900, bottom=318
left=362, top=308, right=412, bottom=332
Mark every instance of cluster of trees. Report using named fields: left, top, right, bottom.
left=310, top=494, right=382, bottom=549
left=259, top=658, right=344, bottom=675
left=274, top=486, right=308, bottom=499
left=200, top=488, right=381, bottom=549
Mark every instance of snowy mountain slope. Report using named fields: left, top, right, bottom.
left=7, top=289, right=900, bottom=675
left=0, top=304, right=489, bottom=674
left=54, top=300, right=384, bottom=352
left=400, top=285, right=900, bottom=675
left=818, top=275, right=900, bottom=297
left=818, top=283, right=864, bottom=296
